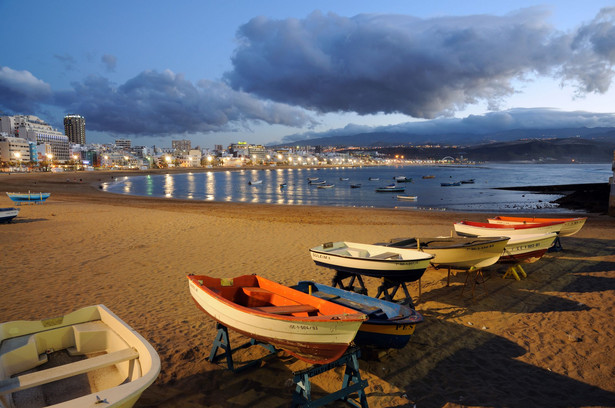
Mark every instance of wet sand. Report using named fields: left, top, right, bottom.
left=1, top=170, right=614, bottom=407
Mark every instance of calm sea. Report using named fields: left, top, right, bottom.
left=103, top=163, right=611, bottom=213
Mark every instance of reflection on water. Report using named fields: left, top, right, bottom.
left=103, top=164, right=611, bottom=213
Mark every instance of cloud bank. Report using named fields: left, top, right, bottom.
left=226, top=7, right=615, bottom=118
left=1, top=67, right=317, bottom=135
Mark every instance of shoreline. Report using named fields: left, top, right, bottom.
left=0, top=169, right=607, bottom=214
left=1, top=171, right=615, bottom=407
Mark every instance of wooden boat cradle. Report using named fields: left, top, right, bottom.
left=207, top=323, right=368, bottom=408
left=330, top=271, right=419, bottom=307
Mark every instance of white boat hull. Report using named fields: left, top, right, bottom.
left=0, top=208, right=19, bottom=223
left=454, top=222, right=563, bottom=237
left=487, top=217, right=586, bottom=237
left=310, top=241, right=433, bottom=281
left=500, top=233, right=558, bottom=264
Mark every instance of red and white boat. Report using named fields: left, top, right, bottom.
left=486, top=216, right=587, bottom=237
left=499, top=233, right=558, bottom=264
left=454, top=220, right=565, bottom=237
left=187, top=274, right=366, bottom=365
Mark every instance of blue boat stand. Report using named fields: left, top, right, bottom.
left=208, top=323, right=369, bottom=407
left=292, top=347, right=369, bottom=408
left=331, top=271, right=415, bottom=307
left=208, top=323, right=277, bottom=372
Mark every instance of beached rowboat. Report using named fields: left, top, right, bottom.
left=0, top=305, right=160, bottom=408
left=293, top=281, right=423, bottom=349
left=187, top=274, right=366, bottom=365
left=487, top=216, right=586, bottom=237
left=383, top=236, right=510, bottom=270
left=499, top=233, right=558, bottom=264
left=0, top=208, right=19, bottom=223
left=454, top=220, right=565, bottom=237
left=6, top=192, right=50, bottom=205
left=309, top=241, right=434, bottom=282
left=396, top=195, right=417, bottom=201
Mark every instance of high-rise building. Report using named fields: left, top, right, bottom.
left=172, top=139, right=191, bottom=155
left=0, top=115, right=70, bottom=161
left=63, top=114, right=86, bottom=145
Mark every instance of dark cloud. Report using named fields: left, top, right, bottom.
left=226, top=8, right=615, bottom=119
left=101, top=54, right=117, bottom=72
left=53, top=69, right=317, bottom=135
left=0, top=66, right=52, bottom=113
left=281, top=108, right=615, bottom=143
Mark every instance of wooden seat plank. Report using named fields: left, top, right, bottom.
left=370, top=252, right=401, bottom=259
left=252, top=304, right=318, bottom=315
left=0, top=347, right=139, bottom=395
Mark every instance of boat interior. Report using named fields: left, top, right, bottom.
left=0, top=321, right=140, bottom=408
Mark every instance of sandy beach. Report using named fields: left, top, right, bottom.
left=1, top=170, right=614, bottom=408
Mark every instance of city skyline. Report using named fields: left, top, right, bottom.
left=1, top=1, right=614, bottom=148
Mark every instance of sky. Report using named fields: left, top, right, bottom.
left=1, top=1, right=614, bottom=148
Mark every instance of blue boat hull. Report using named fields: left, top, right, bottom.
left=293, top=281, right=423, bottom=349
left=6, top=192, right=50, bottom=204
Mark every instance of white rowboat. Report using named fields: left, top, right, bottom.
left=0, top=305, right=160, bottom=408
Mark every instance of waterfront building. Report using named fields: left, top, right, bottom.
left=63, top=114, right=86, bottom=144
left=115, top=139, right=132, bottom=150
left=0, top=115, right=69, bottom=161
left=0, top=135, right=31, bottom=163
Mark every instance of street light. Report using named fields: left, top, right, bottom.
left=14, top=152, right=21, bottom=171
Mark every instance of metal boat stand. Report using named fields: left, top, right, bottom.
left=549, top=236, right=563, bottom=252
left=502, top=264, right=527, bottom=281
left=460, top=266, right=487, bottom=298
left=374, top=278, right=415, bottom=307
left=291, top=347, right=369, bottom=408
left=331, top=271, right=368, bottom=295
left=208, top=323, right=277, bottom=372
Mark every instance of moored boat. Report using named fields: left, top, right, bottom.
left=293, top=281, right=423, bottom=349
left=248, top=180, right=262, bottom=185
left=396, top=195, right=417, bottom=201
left=376, top=184, right=405, bottom=193
left=440, top=182, right=461, bottom=187
left=317, top=183, right=335, bottom=189
left=6, top=192, right=50, bottom=205
left=0, top=305, right=160, bottom=408
left=394, top=176, right=412, bottom=183
left=487, top=216, right=587, bottom=237
left=187, top=274, right=366, bottom=365
left=454, top=220, right=565, bottom=237
left=350, top=184, right=362, bottom=188
left=0, top=207, right=20, bottom=223
left=499, top=233, right=558, bottom=264
left=422, top=175, right=435, bottom=179
left=383, top=236, right=510, bottom=269
left=309, top=241, right=434, bottom=282
left=308, top=180, right=326, bottom=185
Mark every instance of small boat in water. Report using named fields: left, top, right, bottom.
left=248, top=180, right=262, bottom=185
left=376, top=184, right=405, bottom=193
left=308, top=180, right=326, bottom=185
left=383, top=236, right=510, bottom=270
left=307, top=177, right=320, bottom=181
left=187, top=274, right=366, bottom=365
left=454, top=220, right=565, bottom=237
left=350, top=184, right=362, bottom=189
left=0, top=207, right=20, bottom=223
left=368, top=177, right=380, bottom=181
left=460, top=179, right=475, bottom=184
left=396, top=195, right=417, bottom=201
left=499, top=233, right=558, bottom=264
left=487, top=216, right=587, bottom=237
left=317, top=183, right=335, bottom=189
left=394, top=176, right=412, bottom=183
left=339, top=177, right=349, bottom=181
left=6, top=192, right=50, bottom=205
left=422, top=175, right=435, bottom=179
left=0, top=305, right=160, bottom=408
left=440, top=182, right=461, bottom=187
left=293, top=281, right=423, bottom=349
left=309, top=241, right=434, bottom=282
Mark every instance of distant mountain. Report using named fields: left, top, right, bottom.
left=375, top=137, right=615, bottom=163
left=280, top=127, right=615, bottom=148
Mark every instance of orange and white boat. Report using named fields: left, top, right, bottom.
left=487, top=216, right=587, bottom=237
left=187, top=274, right=367, bottom=365
left=454, top=220, right=565, bottom=237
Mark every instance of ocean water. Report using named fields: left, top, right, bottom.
left=103, top=163, right=611, bottom=213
